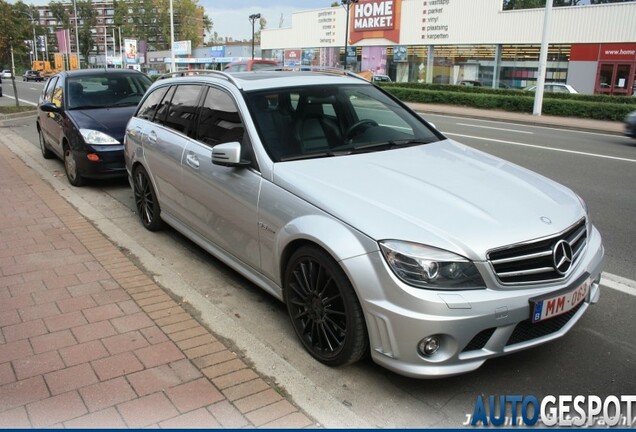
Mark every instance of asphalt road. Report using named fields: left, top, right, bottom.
left=3, top=86, right=635, bottom=427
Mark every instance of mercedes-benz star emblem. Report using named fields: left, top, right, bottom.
left=553, top=240, right=573, bottom=275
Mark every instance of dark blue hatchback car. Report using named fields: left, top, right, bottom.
left=36, top=69, right=152, bottom=186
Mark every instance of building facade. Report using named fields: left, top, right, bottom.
left=33, top=0, right=205, bottom=67
left=260, top=0, right=636, bottom=95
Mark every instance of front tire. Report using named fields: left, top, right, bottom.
left=63, top=145, right=84, bottom=187
left=133, top=165, right=164, bottom=231
left=38, top=129, right=54, bottom=159
left=284, top=246, right=368, bottom=367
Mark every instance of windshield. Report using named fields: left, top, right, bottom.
left=245, top=84, right=441, bottom=162
left=67, top=74, right=152, bottom=110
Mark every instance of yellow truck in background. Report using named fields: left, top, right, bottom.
left=31, top=53, right=79, bottom=78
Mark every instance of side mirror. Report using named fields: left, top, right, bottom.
left=212, top=141, right=250, bottom=167
left=39, top=102, right=60, bottom=113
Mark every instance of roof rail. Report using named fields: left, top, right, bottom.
left=157, top=69, right=241, bottom=89
left=258, top=66, right=370, bottom=82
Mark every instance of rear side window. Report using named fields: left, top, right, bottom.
left=137, top=86, right=169, bottom=120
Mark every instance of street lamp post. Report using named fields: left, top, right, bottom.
left=169, top=0, right=176, bottom=72
left=341, top=0, right=358, bottom=70
left=249, top=13, right=260, bottom=60
left=18, top=11, right=38, bottom=63
left=72, top=0, right=81, bottom=69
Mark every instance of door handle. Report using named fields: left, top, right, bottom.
left=186, top=153, right=200, bottom=168
left=128, top=126, right=142, bottom=137
left=147, top=130, right=157, bottom=143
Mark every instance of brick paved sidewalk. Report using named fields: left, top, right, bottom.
left=0, top=143, right=314, bottom=428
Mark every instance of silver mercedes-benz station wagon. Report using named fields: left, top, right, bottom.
left=124, top=70, right=604, bottom=378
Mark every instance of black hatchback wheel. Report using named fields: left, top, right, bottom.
left=38, top=129, right=54, bottom=159
left=284, top=246, right=368, bottom=367
left=133, top=165, right=164, bottom=231
left=63, top=145, right=84, bottom=187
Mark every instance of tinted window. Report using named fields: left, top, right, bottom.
left=154, top=86, right=176, bottom=126
left=163, top=85, right=201, bottom=134
left=137, top=86, right=169, bottom=120
left=196, top=87, right=244, bottom=146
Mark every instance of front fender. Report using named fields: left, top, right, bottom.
left=278, top=214, right=377, bottom=265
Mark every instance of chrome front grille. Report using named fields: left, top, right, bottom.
left=488, top=218, right=587, bottom=285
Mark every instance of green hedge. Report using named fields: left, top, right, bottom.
left=381, top=87, right=633, bottom=121
left=379, top=82, right=636, bottom=106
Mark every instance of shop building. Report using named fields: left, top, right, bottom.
left=260, top=0, right=636, bottom=95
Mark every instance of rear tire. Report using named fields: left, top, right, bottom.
left=133, top=165, right=164, bottom=231
left=284, top=246, right=368, bottom=367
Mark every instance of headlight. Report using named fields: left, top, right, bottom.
left=80, top=129, right=119, bottom=145
left=379, top=240, right=486, bottom=290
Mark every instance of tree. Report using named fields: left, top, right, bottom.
left=254, top=15, right=267, bottom=43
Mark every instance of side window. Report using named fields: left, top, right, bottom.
left=196, top=87, right=244, bottom=147
left=137, top=86, right=169, bottom=121
left=52, top=78, right=64, bottom=108
left=163, top=85, right=201, bottom=134
left=43, top=76, right=58, bottom=102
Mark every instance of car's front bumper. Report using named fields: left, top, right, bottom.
left=72, top=145, right=126, bottom=179
left=341, top=226, right=604, bottom=378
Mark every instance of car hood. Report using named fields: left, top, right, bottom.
left=68, top=106, right=137, bottom=143
left=272, top=140, right=585, bottom=260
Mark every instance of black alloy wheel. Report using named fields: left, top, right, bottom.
left=38, top=129, right=54, bottom=159
left=133, top=165, right=164, bottom=231
left=63, top=145, right=84, bottom=187
left=284, top=246, right=368, bottom=367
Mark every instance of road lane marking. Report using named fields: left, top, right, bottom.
left=447, top=132, right=636, bottom=164
left=422, top=112, right=626, bottom=138
left=602, top=272, right=636, bottom=297
left=455, top=123, right=534, bottom=134
left=2, top=95, right=37, bottom=106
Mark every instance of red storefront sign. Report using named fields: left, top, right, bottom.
left=571, top=43, right=636, bottom=62
left=350, top=0, right=401, bottom=44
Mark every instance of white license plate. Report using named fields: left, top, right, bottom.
left=530, top=277, right=591, bottom=323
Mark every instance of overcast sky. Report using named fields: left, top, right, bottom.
left=202, top=0, right=332, bottom=42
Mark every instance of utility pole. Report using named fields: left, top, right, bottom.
left=9, top=38, right=19, bottom=107
left=533, top=0, right=554, bottom=116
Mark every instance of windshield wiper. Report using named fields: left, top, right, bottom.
left=109, top=102, right=139, bottom=107
left=70, top=105, right=102, bottom=110
left=279, top=150, right=351, bottom=162
left=350, top=139, right=432, bottom=154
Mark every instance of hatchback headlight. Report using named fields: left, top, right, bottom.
left=379, top=240, right=486, bottom=290
left=80, top=129, right=119, bottom=145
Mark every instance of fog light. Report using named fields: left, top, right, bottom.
left=87, top=153, right=100, bottom=162
left=419, top=336, right=440, bottom=356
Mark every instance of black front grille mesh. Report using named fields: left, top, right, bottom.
left=462, top=328, right=496, bottom=352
